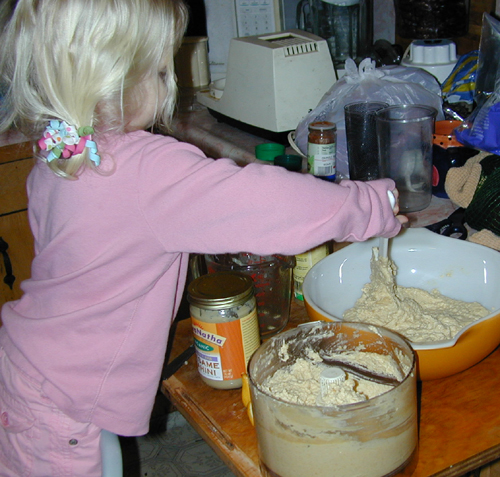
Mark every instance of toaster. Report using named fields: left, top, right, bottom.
left=196, top=29, right=336, bottom=135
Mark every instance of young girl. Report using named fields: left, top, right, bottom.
left=0, top=0, right=406, bottom=475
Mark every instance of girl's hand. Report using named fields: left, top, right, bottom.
left=396, top=214, right=409, bottom=225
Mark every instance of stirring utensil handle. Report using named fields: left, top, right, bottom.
left=379, top=190, right=396, bottom=258
left=387, top=190, right=396, bottom=209
left=321, top=357, right=400, bottom=386
left=379, top=237, right=389, bottom=258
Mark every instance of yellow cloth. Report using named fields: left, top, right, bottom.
left=445, top=151, right=500, bottom=250
left=469, top=229, right=500, bottom=251
left=444, top=151, right=490, bottom=208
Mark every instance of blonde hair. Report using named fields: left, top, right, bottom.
left=0, top=0, right=188, bottom=178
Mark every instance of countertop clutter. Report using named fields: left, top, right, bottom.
left=162, top=101, right=500, bottom=477
left=170, top=105, right=457, bottom=228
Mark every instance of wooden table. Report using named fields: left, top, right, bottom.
left=161, top=298, right=500, bottom=477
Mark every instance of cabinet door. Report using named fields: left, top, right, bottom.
left=0, top=142, right=35, bottom=309
left=0, top=211, right=34, bottom=305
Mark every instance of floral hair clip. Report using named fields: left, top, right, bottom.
left=38, top=120, right=101, bottom=166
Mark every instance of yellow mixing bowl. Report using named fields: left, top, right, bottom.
left=303, top=228, right=500, bottom=380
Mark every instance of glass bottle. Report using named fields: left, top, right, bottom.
left=307, top=121, right=337, bottom=181
left=188, top=272, right=260, bottom=389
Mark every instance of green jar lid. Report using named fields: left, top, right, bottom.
left=255, top=143, right=286, bottom=162
left=273, top=154, right=303, bottom=172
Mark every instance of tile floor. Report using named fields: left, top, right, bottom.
left=118, top=305, right=237, bottom=476
left=121, top=406, right=235, bottom=477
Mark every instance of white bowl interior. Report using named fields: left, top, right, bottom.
left=303, top=228, right=500, bottom=349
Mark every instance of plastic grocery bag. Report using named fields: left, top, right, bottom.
left=441, top=50, right=478, bottom=107
left=293, top=58, right=444, bottom=179
left=455, top=95, right=500, bottom=154
left=455, top=14, right=500, bottom=155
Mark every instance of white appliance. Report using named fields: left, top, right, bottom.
left=196, top=29, right=336, bottom=134
left=401, top=39, right=458, bottom=84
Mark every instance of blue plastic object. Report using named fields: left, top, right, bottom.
left=100, top=430, right=123, bottom=477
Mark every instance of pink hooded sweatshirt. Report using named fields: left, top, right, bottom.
left=0, top=130, right=400, bottom=436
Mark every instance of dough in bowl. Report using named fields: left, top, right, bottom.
left=343, top=248, right=490, bottom=343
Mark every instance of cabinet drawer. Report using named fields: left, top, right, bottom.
left=0, top=141, right=33, bottom=165
left=0, top=159, right=34, bottom=215
left=0, top=141, right=34, bottom=216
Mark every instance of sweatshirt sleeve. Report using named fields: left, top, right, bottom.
left=137, top=136, right=401, bottom=256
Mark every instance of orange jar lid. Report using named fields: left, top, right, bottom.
left=433, top=120, right=463, bottom=148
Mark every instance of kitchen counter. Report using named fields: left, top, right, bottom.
left=0, top=129, right=28, bottom=148
left=171, top=101, right=272, bottom=166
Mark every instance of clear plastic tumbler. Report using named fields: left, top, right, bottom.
left=376, top=105, right=438, bottom=213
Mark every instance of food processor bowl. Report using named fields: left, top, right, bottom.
left=248, top=321, right=417, bottom=477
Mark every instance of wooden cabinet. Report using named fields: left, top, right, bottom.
left=0, top=141, right=35, bottom=310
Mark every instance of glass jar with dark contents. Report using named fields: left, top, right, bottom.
left=307, top=121, right=337, bottom=181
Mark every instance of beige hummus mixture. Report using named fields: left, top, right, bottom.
left=343, top=248, right=490, bottom=343
left=260, top=346, right=408, bottom=406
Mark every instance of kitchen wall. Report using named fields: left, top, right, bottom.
left=373, top=0, right=396, bottom=43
